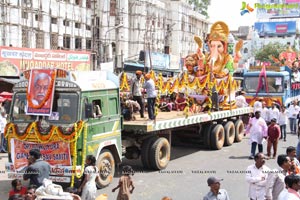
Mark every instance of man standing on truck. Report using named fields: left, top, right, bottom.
left=131, top=70, right=144, bottom=118
left=23, top=148, right=51, bottom=187
left=143, top=73, right=157, bottom=120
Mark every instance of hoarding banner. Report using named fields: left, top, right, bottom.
left=26, top=69, right=56, bottom=116
left=145, top=52, right=170, bottom=70
left=254, top=21, right=296, bottom=37
left=256, top=0, right=300, bottom=18
left=10, top=139, right=71, bottom=171
left=0, top=46, right=91, bottom=76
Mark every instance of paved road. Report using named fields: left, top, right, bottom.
left=0, top=131, right=298, bottom=200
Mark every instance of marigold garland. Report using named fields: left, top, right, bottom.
left=26, top=70, right=57, bottom=109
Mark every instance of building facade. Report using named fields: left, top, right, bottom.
left=0, top=0, right=209, bottom=71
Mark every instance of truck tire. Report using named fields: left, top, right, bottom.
left=234, top=119, right=245, bottom=142
left=141, top=137, right=157, bottom=169
left=202, top=123, right=215, bottom=149
left=96, top=149, right=115, bottom=188
left=210, top=124, right=225, bottom=150
left=149, top=137, right=171, bottom=170
left=223, top=121, right=235, bottom=146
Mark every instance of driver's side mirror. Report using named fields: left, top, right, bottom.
left=85, top=103, right=94, bottom=118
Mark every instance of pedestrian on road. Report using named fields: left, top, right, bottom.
left=278, top=106, right=288, bottom=141
left=245, top=153, right=270, bottom=200
left=78, top=155, right=102, bottom=200
left=245, top=111, right=268, bottom=159
left=8, top=179, right=27, bottom=198
left=143, top=73, right=157, bottom=120
left=131, top=70, right=144, bottom=118
left=23, top=148, right=51, bottom=187
left=0, top=108, right=7, bottom=153
left=265, top=154, right=292, bottom=200
left=253, top=97, right=264, bottom=113
left=203, top=176, right=230, bottom=200
left=278, top=174, right=300, bottom=200
left=287, top=100, right=299, bottom=134
left=267, top=118, right=281, bottom=159
left=112, top=165, right=135, bottom=200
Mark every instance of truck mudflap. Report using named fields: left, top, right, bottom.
left=5, top=162, right=82, bottom=183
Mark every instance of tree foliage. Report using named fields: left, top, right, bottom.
left=188, top=0, right=211, bottom=18
left=254, top=42, right=289, bottom=65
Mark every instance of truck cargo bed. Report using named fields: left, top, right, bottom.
left=122, top=107, right=252, bottom=133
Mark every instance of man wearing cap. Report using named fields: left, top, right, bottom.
left=131, top=70, right=144, bottom=118
left=267, top=118, right=281, bottom=159
left=143, top=73, right=157, bottom=120
left=203, top=176, right=230, bottom=200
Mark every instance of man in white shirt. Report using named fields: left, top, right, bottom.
left=253, top=97, right=264, bottom=113
left=236, top=91, right=248, bottom=108
left=287, top=101, right=299, bottom=134
left=268, top=102, right=280, bottom=123
left=265, top=155, right=292, bottom=200
left=0, top=109, right=7, bottom=153
left=246, top=153, right=270, bottom=200
left=278, top=174, right=300, bottom=200
left=131, top=70, right=145, bottom=118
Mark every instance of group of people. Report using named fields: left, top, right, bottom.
left=204, top=150, right=300, bottom=200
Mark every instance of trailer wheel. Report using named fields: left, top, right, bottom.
left=141, top=137, right=157, bottom=169
left=223, top=121, right=235, bottom=146
left=96, top=149, right=115, bottom=188
left=149, top=137, right=171, bottom=170
left=210, top=124, right=225, bottom=150
left=202, top=123, right=215, bottom=149
left=234, top=119, right=245, bottom=142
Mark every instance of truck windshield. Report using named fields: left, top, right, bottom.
left=11, top=92, right=79, bottom=124
left=244, top=76, right=283, bottom=93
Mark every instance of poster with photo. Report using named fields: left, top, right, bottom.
left=26, top=69, right=56, bottom=116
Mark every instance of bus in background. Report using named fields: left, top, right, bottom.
left=242, top=66, right=300, bottom=107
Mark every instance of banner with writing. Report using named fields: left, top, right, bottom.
left=0, top=46, right=91, bottom=76
left=11, top=139, right=71, bottom=171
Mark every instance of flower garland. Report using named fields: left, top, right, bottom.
left=5, top=121, right=84, bottom=143
left=70, top=123, right=87, bottom=187
left=26, top=70, right=56, bottom=109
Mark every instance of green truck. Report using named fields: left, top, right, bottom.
left=5, top=68, right=251, bottom=188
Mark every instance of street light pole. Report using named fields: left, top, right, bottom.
left=104, top=24, right=123, bottom=62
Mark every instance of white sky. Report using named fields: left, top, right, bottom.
left=207, top=0, right=258, bottom=30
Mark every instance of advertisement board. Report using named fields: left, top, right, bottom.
left=145, top=51, right=170, bottom=70
left=254, top=21, right=296, bottom=37
left=0, top=46, right=91, bottom=76
left=256, top=0, right=300, bottom=18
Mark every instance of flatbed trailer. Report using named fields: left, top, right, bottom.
left=121, top=107, right=251, bottom=170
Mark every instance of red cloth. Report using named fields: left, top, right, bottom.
left=9, top=187, right=27, bottom=197
left=267, top=124, right=281, bottom=142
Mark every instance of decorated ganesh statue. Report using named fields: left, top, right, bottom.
left=184, top=21, right=243, bottom=110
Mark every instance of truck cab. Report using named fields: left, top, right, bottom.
left=5, top=69, right=122, bottom=188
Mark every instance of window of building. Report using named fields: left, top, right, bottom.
left=35, top=14, right=43, bottom=21
left=75, top=0, right=81, bottom=6
left=75, top=22, right=81, bottom=29
left=51, top=17, right=57, bottom=24
left=51, top=33, right=58, bottom=50
left=63, top=19, right=70, bottom=27
left=63, top=34, right=71, bottom=49
left=22, top=11, right=28, bottom=19
left=75, top=37, right=82, bottom=49
left=36, top=31, right=44, bottom=49
left=86, top=24, right=91, bottom=30
left=22, top=27, right=29, bottom=48
left=86, top=38, right=92, bottom=50
left=110, top=0, right=116, bottom=16
left=86, top=0, right=91, bottom=8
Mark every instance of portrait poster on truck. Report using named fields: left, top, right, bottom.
left=10, top=139, right=71, bottom=171
left=26, top=69, right=56, bottom=116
